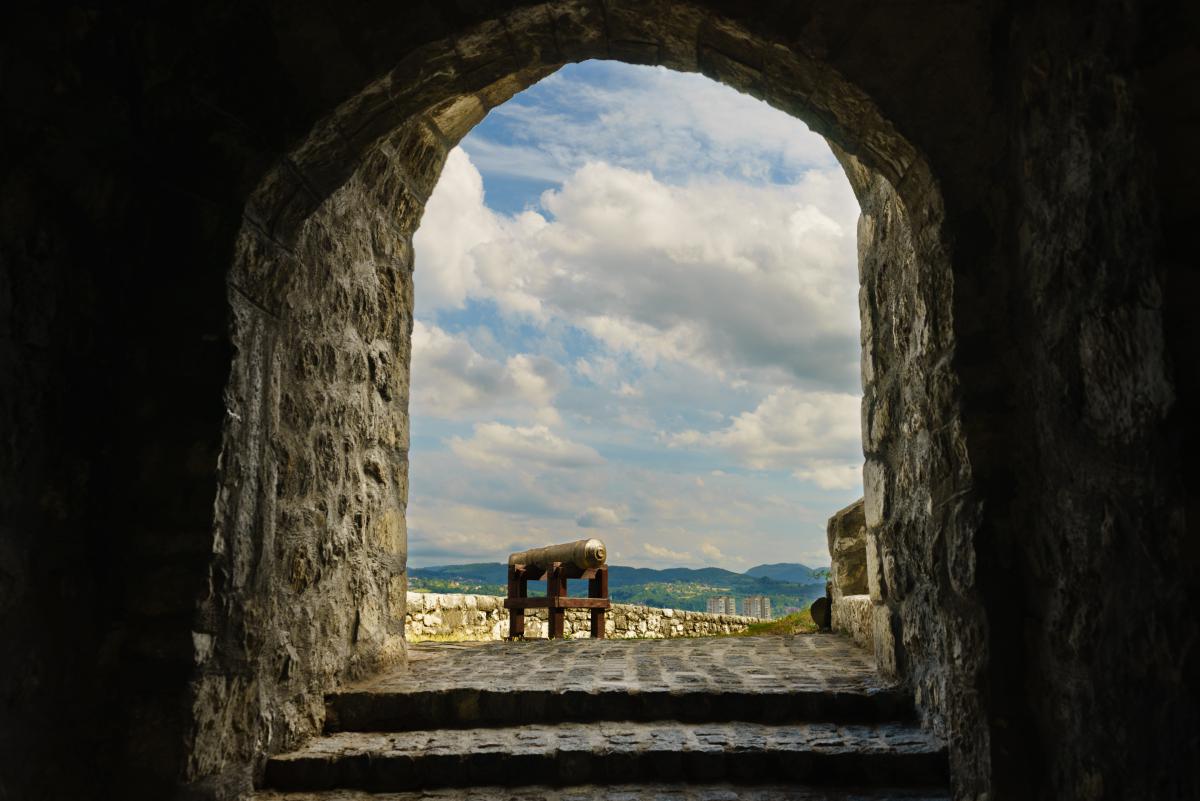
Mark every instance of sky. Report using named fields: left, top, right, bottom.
left=407, top=61, right=862, bottom=571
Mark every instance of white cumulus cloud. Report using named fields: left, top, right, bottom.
left=792, top=462, right=863, bottom=491
left=643, top=543, right=693, bottom=563
left=412, top=321, right=565, bottom=424
left=449, top=423, right=604, bottom=470
left=415, top=150, right=860, bottom=391
left=576, top=505, right=622, bottom=528
left=668, top=389, right=862, bottom=475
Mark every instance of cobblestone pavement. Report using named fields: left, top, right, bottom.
left=254, top=785, right=950, bottom=800
left=363, top=634, right=888, bottom=696
left=326, top=634, right=909, bottom=731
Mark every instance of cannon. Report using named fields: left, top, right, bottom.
left=505, top=538, right=611, bottom=639
left=507, top=538, right=607, bottom=570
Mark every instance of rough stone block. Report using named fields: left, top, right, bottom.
left=547, top=0, right=608, bottom=61
left=827, top=498, right=868, bottom=599
left=355, top=594, right=386, bottom=647
left=863, top=459, right=888, bottom=528
left=405, top=591, right=428, bottom=614
left=831, top=594, right=875, bottom=653
left=606, top=0, right=706, bottom=71
left=427, top=94, right=486, bottom=144
left=370, top=507, right=404, bottom=553
left=866, top=525, right=886, bottom=603
left=873, top=604, right=905, bottom=681
left=385, top=121, right=448, bottom=200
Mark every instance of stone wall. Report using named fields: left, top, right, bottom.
left=836, top=144, right=991, bottom=790
left=831, top=595, right=875, bottom=652
left=987, top=8, right=1198, bottom=797
left=406, top=592, right=756, bottom=641
left=825, top=499, right=874, bottom=653
left=185, top=140, right=424, bottom=796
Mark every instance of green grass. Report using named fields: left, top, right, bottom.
left=408, top=631, right=493, bottom=643
left=735, top=610, right=818, bottom=636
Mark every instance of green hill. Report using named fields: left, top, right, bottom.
left=408, top=561, right=827, bottom=615
left=745, top=563, right=821, bottom=583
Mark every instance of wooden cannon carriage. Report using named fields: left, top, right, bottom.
left=505, top=538, right=610, bottom=639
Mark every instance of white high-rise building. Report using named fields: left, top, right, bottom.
left=741, top=595, right=772, bottom=620
left=706, top=596, right=737, bottom=615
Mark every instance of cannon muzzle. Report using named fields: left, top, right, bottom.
left=508, top=538, right=607, bottom=570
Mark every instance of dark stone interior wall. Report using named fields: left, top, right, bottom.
left=984, top=5, right=1199, bottom=798
left=835, top=148, right=990, bottom=797
left=1, top=2, right=1197, bottom=800
left=1, top=6, right=243, bottom=797
left=188, top=122, right=431, bottom=796
left=843, top=6, right=1200, bottom=800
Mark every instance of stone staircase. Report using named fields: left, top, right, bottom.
left=253, top=635, right=949, bottom=800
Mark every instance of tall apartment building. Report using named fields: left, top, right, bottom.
left=742, top=595, right=772, bottom=620
left=706, top=596, right=737, bottom=616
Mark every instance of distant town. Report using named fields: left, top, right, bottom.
left=706, top=594, right=778, bottom=619
left=409, top=562, right=829, bottom=617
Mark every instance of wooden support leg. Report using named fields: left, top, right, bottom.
left=548, top=563, right=566, bottom=639
left=508, top=565, right=525, bottom=639
left=589, top=566, right=608, bottom=639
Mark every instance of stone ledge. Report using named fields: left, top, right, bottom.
left=265, top=721, right=948, bottom=792
left=252, top=786, right=951, bottom=801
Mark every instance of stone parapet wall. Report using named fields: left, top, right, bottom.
left=831, top=594, right=875, bottom=652
left=406, top=592, right=756, bottom=641
left=826, top=499, right=885, bottom=661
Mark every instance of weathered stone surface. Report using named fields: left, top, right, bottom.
left=871, top=604, right=904, bottom=682
left=406, top=592, right=755, bottom=641
left=865, top=526, right=886, bottom=604
left=827, top=500, right=868, bottom=600
left=329, top=635, right=910, bottom=731
left=831, top=595, right=875, bottom=654
left=365, top=635, right=893, bottom=696
left=838, top=148, right=982, bottom=789
left=265, top=631, right=940, bottom=794
left=828, top=502, right=882, bottom=655
left=265, top=720, right=947, bottom=791
left=265, top=633, right=938, bottom=796
left=187, top=147, right=418, bottom=790
left=251, top=786, right=952, bottom=801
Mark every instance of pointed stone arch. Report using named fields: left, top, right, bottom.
left=5, top=2, right=1192, bottom=801
left=205, top=3, right=984, bottom=798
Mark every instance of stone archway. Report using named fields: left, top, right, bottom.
left=3, top=2, right=1194, bottom=801
left=204, top=4, right=985, bottom=798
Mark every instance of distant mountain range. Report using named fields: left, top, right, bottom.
left=744, top=562, right=823, bottom=584
left=409, top=561, right=829, bottom=614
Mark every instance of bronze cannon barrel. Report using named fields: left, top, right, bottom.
left=508, top=538, right=607, bottom=570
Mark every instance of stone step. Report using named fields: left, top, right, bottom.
left=252, top=784, right=951, bottom=800
left=326, top=686, right=915, bottom=732
left=263, top=722, right=948, bottom=793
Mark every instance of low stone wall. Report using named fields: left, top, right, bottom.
left=406, top=592, right=757, bottom=641
left=827, top=499, right=884, bottom=658
left=832, top=593, right=875, bottom=652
